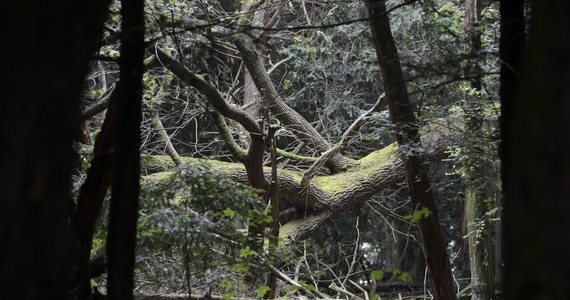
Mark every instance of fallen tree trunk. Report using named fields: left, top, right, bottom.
left=140, top=140, right=448, bottom=243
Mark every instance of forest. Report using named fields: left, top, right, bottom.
left=1, top=0, right=569, bottom=299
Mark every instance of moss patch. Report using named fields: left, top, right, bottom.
left=312, top=143, right=399, bottom=193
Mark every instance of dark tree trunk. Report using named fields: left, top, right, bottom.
left=0, top=1, right=110, bottom=299
left=503, top=1, right=570, bottom=299
left=72, top=87, right=119, bottom=298
left=498, top=0, right=526, bottom=293
left=365, top=1, right=456, bottom=299
left=106, top=0, right=145, bottom=298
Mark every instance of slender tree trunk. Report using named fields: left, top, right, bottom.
left=72, top=87, right=119, bottom=298
left=0, top=1, right=110, bottom=299
left=464, top=0, right=495, bottom=298
left=106, top=0, right=145, bottom=298
left=503, top=1, right=570, bottom=299
left=365, top=1, right=456, bottom=299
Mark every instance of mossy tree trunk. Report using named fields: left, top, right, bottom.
left=140, top=137, right=448, bottom=244
left=464, top=0, right=496, bottom=298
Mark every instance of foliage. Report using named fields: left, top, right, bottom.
left=135, top=162, right=275, bottom=295
left=78, top=0, right=502, bottom=297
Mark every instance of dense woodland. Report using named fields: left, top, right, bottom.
left=1, top=0, right=569, bottom=299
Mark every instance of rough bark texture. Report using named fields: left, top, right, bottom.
left=503, top=1, right=570, bottom=299
left=465, top=190, right=494, bottom=299
left=366, top=1, right=457, bottom=299
left=464, top=0, right=495, bottom=298
left=140, top=138, right=448, bottom=244
left=0, top=1, right=110, bottom=299
left=107, top=0, right=145, bottom=298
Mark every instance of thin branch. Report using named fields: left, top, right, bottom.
left=267, top=56, right=292, bottom=75
left=81, top=83, right=116, bottom=120
left=151, top=108, right=183, bottom=166
left=209, top=111, right=248, bottom=161
left=301, top=94, right=387, bottom=186
left=154, top=46, right=267, bottom=189
left=276, top=148, right=317, bottom=162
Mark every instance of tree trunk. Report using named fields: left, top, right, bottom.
left=140, top=134, right=448, bottom=244
left=106, top=0, right=145, bottom=298
left=0, top=1, right=110, bottom=299
left=503, top=1, right=570, bottom=299
left=464, top=0, right=495, bottom=298
left=72, top=87, right=119, bottom=298
left=365, top=1, right=457, bottom=299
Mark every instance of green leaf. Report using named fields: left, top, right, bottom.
left=371, top=269, right=384, bottom=281
left=222, top=292, right=235, bottom=300
left=218, top=279, right=233, bottom=289
left=254, top=285, right=272, bottom=296
left=223, top=207, right=236, bottom=218
left=405, top=207, right=432, bottom=223
left=399, top=272, right=411, bottom=282
left=239, top=247, right=255, bottom=258
left=392, top=268, right=401, bottom=277
left=233, top=263, right=249, bottom=273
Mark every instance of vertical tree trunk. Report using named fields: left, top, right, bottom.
left=106, top=0, right=145, bottom=298
left=503, top=1, right=570, bottom=299
left=0, top=1, right=110, bottom=299
left=498, top=0, right=525, bottom=295
left=72, top=87, right=119, bottom=298
left=464, top=0, right=495, bottom=298
left=498, top=0, right=526, bottom=293
left=365, top=1, right=456, bottom=299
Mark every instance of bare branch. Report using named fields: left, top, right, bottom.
left=153, top=46, right=266, bottom=189
left=301, top=94, right=387, bottom=186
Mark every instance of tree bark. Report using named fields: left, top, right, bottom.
left=140, top=136, right=449, bottom=244
left=464, top=0, right=495, bottom=298
left=0, top=1, right=110, bottom=299
left=72, top=87, right=119, bottom=298
left=106, top=0, right=145, bottom=298
left=153, top=48, right=267, bottom=191
left=503, top=1, right=570, bottom=299
left=232, top=35, right=355, bottom=172
left=365, top=1, right=456, bottom=299
left=498, top=0, right=525, bottom=292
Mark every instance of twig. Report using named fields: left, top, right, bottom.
left=301, top=94, right=386, bottom=186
